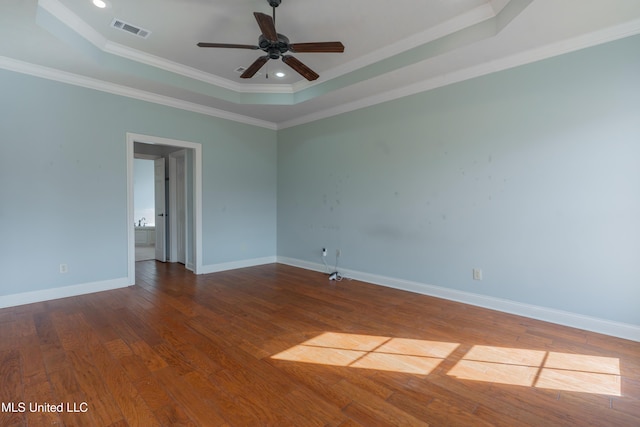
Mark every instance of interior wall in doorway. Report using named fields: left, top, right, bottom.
left=133, top=159, right=154, bottom=227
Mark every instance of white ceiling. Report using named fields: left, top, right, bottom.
left=1, top=0, right=640, bottom=129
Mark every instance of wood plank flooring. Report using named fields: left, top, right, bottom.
left=1, top=261, right=639, bottom=426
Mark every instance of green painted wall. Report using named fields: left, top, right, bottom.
left=2, top=33, right=639, bottom=328
left=277, top=35, right=640, bottom=325
left=0, top=70, right=277, bottom=295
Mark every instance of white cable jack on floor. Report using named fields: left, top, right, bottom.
left=327, top=249, right=344, bottom=281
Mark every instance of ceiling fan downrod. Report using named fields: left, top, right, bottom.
left=268, top=0, right=281, bottom=25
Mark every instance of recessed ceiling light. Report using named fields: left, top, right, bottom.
left=93, top=0, right=108, bottom=8
left=274, top=72, right=286, bottom=78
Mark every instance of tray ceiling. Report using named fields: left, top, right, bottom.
left=1, top=0, right=640, bottom=129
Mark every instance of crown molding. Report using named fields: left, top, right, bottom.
left=103, top=41, right=294, bottom=95
left=278, top=18, right=640, bottom=129
left=38, top=0, right=243, bottom=91
left=37, top=0, right=298, bottom=94
left=17, top=2, right=640, bottom=130
left=37, top=0, right=503, bottom=97
left=5, top=14, right=638, bottom=133
left=294, top=2, right=497, bottom=92
left=39, top=0, right=108, bottom=48
left=4, top=15, right=638, bottom=132
left=0, top=56, right=277, bottom=130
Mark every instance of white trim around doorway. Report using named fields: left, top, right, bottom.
left=126, top=133, right=203, bottom=284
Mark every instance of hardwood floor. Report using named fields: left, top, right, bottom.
left=1, top=262, right=639, bottom=426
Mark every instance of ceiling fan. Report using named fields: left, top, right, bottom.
left=197, top=0, right=344, bottom=81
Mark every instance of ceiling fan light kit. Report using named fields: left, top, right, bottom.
left=197, top=0, right=344, bottom=81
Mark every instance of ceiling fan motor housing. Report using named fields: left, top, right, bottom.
left=259, top=34, right=290, bottom=59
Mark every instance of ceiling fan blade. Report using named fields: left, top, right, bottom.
left=289, top=42, right=345, bottom=53
left=240, top=56, right=270, bottom=79
left=282, top=55, right=319, bottom=81
left=197, top=42, right=259, bottom=50
left=254, top=12, right=278, bottom=42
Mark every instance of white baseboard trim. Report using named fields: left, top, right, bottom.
left=0, top=256, right=275, bottom=309
left=0, top=277, right=130, bottom=309
left=199, top=256, right=277, bottom=275
left=277, top=256, right=640, bottom=342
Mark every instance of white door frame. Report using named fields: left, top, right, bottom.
left=126, top=133, right=202, bottom=284
left=154, top=157, right=167, bottom=262
left=168, top=149, right=187, bottom=264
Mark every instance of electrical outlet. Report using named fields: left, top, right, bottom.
left=473, top=268, right=482, bottom=281
left=60, top=264, right=68, bottom=274
left=322, top=248, right=327, bottom=257
left=336, top=249, right=341, bottom=257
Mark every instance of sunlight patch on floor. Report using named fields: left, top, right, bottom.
left=271, top=332, right=459, bottom=375
left=447, top=345, right=621, bottom=396
left=272, top=332, right=622, bottom=396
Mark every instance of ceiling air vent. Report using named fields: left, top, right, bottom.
left=111, top=18, right=151, bottom=39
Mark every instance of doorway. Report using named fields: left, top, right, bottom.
left=133, top=154, right=179, bottom=263
left=132, top=156, right=156, bottom=261
left=126, top=133, right=202, bottom=285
